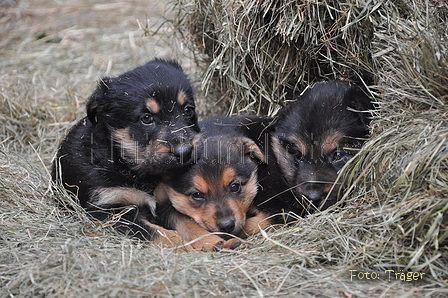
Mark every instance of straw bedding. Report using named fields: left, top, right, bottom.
left=1, top=0, right=446, bottom=297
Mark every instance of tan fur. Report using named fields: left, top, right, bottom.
left=173, top=215, right=240, bottom=251
left=242, top=138, right=266, bottom=163
left=113, top=128, right=142, bottom=163
left=166, top=188, right=218, bottom=232
left=221, top=167, right=235, bottom=187
left=193, top=175, right=210, bottom=194
left=244, top=171, right=259, bottom=203
left=238, top=211, right=273, bottom=236
left=91, top=187, right=156, bottom=215
left=271, top=137, right=295, bottom=183
left=153, top=141, right=171, bottom=153
left=146, top=98, right=160, bottom=114
left=177, top=91, right=186, bottom=106
left=114, top=128, right=172, bottom=169
left=322, top=130, right=344, bottom=154
left=140, top=219, right=192, bottom=250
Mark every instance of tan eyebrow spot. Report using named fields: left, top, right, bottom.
left=322, top=131, right=344, bottom=154
left=146, top=98, right=160, bottom=114
left=193, top=175, right=210, bottom=194
left=177, top=91, right=186, bottom=106
left=290, top=136, right=307, bottom=156
left=221, top=167, right=235, bottom=187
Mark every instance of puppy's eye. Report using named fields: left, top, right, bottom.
left=141, top=114, right=154, bottom=125
left=229, top=182, right=241, bottom=193
left=183, top=105, right=195, bottom=118
left=331, top=150, right=348, bottom=163
left=294, top=152, right=304, bottom=162
left=332, top=151, right=342, bottom=161
left=191, top=192, right=205, bottom=202
left=285, top=145, right=303, bottom=161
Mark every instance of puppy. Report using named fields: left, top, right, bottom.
left=52, top=59, right=202, bottom=248
left=269, top=80, right=373, bottom=216
left=155, top=116, right=270, bottom=248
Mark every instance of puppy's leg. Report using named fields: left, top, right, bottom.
left=139, top=219, right=193, bottom=250
left=89, top=187, right=189, bottom=248
left=173, top=213, right=241, bottom=251
left=238, top=211, right=273, bottom=237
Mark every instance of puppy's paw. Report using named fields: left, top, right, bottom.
left=189, top=234, right=242, bottom=252
left=220, top=238, right=242, bottom=250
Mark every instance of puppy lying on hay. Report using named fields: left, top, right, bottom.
left=156, top=81, right=373, bottom=245
left=52, top=59, right=204, bottom=249
left=264, top=80, right=373, bottom=219
left=155, top=116, right=270, bottom=250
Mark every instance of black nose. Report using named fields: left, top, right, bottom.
left=304, top=190, right=324, bottom=202
left=172, top=143, right=193, bottom=162
left=217, top=219, right=235, bottom=233
left=302, top=184, right=325, bottom=203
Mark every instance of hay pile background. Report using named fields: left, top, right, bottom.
left=0, top=0, right=446, bottom=297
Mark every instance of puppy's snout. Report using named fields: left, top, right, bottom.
left=302, top=184, right=325, bottom=203
left=217, top=219, right=236, bottom=233
left=172, top=143, right=193, bottom=162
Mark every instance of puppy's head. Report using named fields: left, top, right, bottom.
left=272, top=81, right=373, bottom=213
left=159, top=136, right=265, bottom=236
left=86, top=59, right=200, bottom=173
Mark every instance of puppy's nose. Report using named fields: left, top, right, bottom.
left=303, top=184, right=325, bottom=203
left=217, top=219, right=235, bottom=233
left=172, top=143, right=193, bottom=162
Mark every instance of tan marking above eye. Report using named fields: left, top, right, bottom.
left=193, top=175, right=210, bottom=194
left=221, top=167, right=235, bottom=187
left=177, top=91, right=186, bottom=106
left=146, top=98, right=160, bottom=114
left=288, top=136, right=307, bottom=156
left=321, top=130, right=344, bottom=154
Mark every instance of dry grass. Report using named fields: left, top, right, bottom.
left=1, top=0, right=447, bottom=297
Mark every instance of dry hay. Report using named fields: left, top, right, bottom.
left=0, top=0, right=447, bottom=297
left=172, top=0, right=448, bottom=287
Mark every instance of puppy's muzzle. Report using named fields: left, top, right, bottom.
left=172, top=142, right=193, bottom=163
left=217, top=218, right=236, bottom=233
left=303, top=184, right=325, bottom=202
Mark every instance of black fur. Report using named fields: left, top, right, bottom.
left=52, top=59, right=200, bottom=240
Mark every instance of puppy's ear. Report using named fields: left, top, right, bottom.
left=346, top=84, right=374, bottom=128
left=242, top=138, right=266, bottom=164
left=86, top=79, right=110, bottom=124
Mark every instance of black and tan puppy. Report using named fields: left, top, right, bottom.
left=52, top=59, right=201, bottom=248
left=269, top=80, right=373, bottom=215
left=155, top=117, right=270, bottom=248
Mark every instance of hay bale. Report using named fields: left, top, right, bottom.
left=173, top=0, right=448, bottom=282
left=172, top=0, right=376, bottom=115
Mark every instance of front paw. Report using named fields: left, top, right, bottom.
left=190, top=234, right=241, bottom=252
left=213, top=237, right=243, bottom=251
